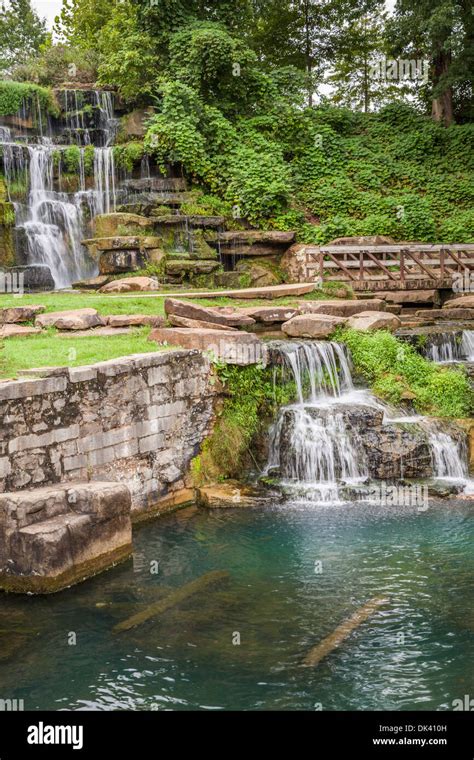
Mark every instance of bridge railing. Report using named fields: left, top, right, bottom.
left=304, top=244, right=474, bottom=284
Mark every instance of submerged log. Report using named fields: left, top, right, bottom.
left=303, top=597, right=389, bottom=667
left=113, top=570, right=229, bottom=633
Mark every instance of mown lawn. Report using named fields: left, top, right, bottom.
left=0, top=327, right=172, bottom=379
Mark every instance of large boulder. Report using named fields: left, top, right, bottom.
left=299, top=299, right=386, bottom=317
left=374, top=290, right=440, bottom=305
left=443, top=295, right=474, bottom=309
left=239, top=306, right=300, bottom=323
left=148, top=327, right=266, bottom=365
left=169, top=315, right=238, bottom=331
left=0, top=305, right=45, bottom=323
left=99, top=249, right=145, bottom=274
left=35, top=308, right=105, bottom=331
left=234, top=259, right=282, bottom=288
left=280, top=243, right=316, bottom=284
left=72, top=275, right=111, bottom=291
left=281, top=313, right=346, bottom=339
left=93, top=213, right=152, bottom=238
left=0, top=324, right=42, bottom=338
left=165, top=298, right=255, bottom=328
left=99, top=276, right=160, bottom=293
left=0, top=482, right=132, bottom=593
left=7, top=265, right=54, bottom=291
left=347, top=311, right=401, bottom=332
left=105, top=314, right=165, bottom=328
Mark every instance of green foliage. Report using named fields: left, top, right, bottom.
left=337, top=328, right=473, bottom=418
left=113, top=142, right=145, bottom=172
left=62, top=145, right=81, bottom=173
left=82, top=145, right=95, bottom=176
left=192, top=363, right=296, bottom=484
left=0, top=0, right=47, bottom=75
left=0, top=81, right=58, bottom=117
left=12, top=44, right=99, bottom=86
left=97, top=1, right=158, bottom=103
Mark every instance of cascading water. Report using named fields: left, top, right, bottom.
left=429, top=432, right=468, bottom=481
left=266, top=340, right=472, bottom=504
left=425, top=331, right=474, bottom=363
left=0, top=89, right=119, bottom=287
left=266, top=341, right=368, bottom=504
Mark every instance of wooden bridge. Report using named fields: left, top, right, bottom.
left=303, top=244, right=474, bottom=291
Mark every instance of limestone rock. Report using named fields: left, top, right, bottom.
left=374, top=290, right=440, bottom=305
left=442, top=295, right=474, bottom=309
left=164, top=259, right=220, bottom=276
left=99, top=277, right=160, bottom=293
left=280, top=243, right=316, bottom=284
left=149, top=327, right=266, bottom=365
left=281, top=313, right=346, bottom=339
left=72, top=275, right=111, bottom=290
left=347, top=311, right=401, bottom=332
left=168, top=315, right=238, bottom=331
left=417, top=308, right=474, bottom=321
left=299, top=299, right=386, bottom=317
left=8, top=265, right=54, bottom=291
left=93, top=213, right=152, bottom=237
left=0, top=305, right=45, bottom=323
left=99, top=249, right=145, bottom=274
left=239, top=306, right=300, bottom=323
left=35, top=308, right=105, bottom=331
left=0, top=324, right=42, bottom=338
left=165, top=298, right=255, bottom=328
left=105, top=314, right=165, bottom=328
left=0, top=482, right=132, bottom=593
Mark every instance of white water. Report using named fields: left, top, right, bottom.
left=266, top=342, right=368, bottom=504
left=267, top=340, right=471, bottom=504
left=429, top=432, right=468, bottom=481
left=425, top=331, right=474, bottom=363
left=0, top=90, right=118, bottom=287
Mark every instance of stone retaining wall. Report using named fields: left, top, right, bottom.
left=0, top=350, right=217, bottom=518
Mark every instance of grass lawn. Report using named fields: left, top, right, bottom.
left=0, top=327, right=171, bottom=379
left=0, top=283, right=346, bottom=379
left=0, top=284, right=338, bottom=317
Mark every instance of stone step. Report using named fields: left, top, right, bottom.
left=0, top=482, right=132, bottom=593
left=374, top=289, right=440, bottom=305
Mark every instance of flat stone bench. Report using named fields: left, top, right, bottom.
left=0, top=482, right=132, bottom=593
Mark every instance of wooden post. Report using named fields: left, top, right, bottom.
left=400, top=249, right=405, bottom=282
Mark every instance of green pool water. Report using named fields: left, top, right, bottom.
left=0, top=499, right=472, bottom=711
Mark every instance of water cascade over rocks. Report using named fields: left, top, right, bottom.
left=265, top=341, right=471, bottom=504
left=0, top=90, right=120, bottom=287
left=425, top=330, right=474, bottom=363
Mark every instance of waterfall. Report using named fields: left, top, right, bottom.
left=276, top=341, right=354, bottom=403
left=20, top=144, right=90, bottom=288
left=266, top=340, right=472, bottom=503
left=425, top=331, right=474, bottom=363
left=429, top=433, right=468, bottom=481
left=95, top=91, right=118, bottom=147
left=91, top=147, right=116, bottom=214
left=266, top=341, right=367, bottom=504
left=0, top=88, right=121, bottom=288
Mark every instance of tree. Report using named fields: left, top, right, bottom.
left=387, top=0, right=474, bottom=125
left=0, top=0, right=48, bottom=75
left=248, top=0, right=384, bottom=106
left=54, top=0, right=115, bottom=48
left=329, top=11, right=400, bottom=112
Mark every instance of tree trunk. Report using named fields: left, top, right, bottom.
left=431, top=51, right=453, bottom=126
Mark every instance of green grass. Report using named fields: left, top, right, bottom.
left=1, top=327, right=170, bottom=379
left=336, top=328, right=474, bottom=418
